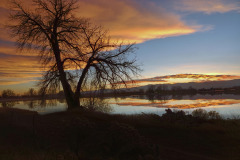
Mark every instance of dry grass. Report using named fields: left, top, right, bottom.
left=0, top=107, right=240, bottom=160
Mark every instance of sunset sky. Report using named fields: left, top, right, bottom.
left=0, top=0, right=240, bottom=93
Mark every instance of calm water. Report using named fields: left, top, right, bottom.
left=1, top=94, right=240, bottom=118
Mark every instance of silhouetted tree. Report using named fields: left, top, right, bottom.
left=155, top=85, right=167, bottom=94
left=26, top=88, right=37, bottom=97
left=2, top=89, right=15, bottom=98
left=8, top=0, right=140, bottom=108
left=1, top=101, right=16, bottom=108
left=146, top=85, right=155, bottom=102
left=171, top=86, right=183, bottom=91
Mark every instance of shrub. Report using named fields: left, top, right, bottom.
left=192, top=109, right=222, bottom=119
left=192, top=109, right=209, bottom=119
left=208, top=111, right=221, bottom=119
left=162, top=109, right=191, bottom=121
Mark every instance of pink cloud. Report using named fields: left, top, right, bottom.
left=175, top=0, right=240, bottom=14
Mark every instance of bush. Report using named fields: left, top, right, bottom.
left=208, top=111, right=221, bottom=119
left=192, top=109, right=209, bottom=119
left=162, top=109, right=222, bottom=121
left=162, top=109, right=191, bottom=121
left=192, top=109, right=221, bottom=120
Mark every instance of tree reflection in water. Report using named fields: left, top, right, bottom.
left=0, top=97, right=112, bottom=113
left=146, top=94, right=170, bottom=105
left=23, top=99, right=60, bottom=109
left=81, top=96, right=113, bottom=113
left=41, top=99, right=57, bottom=107
left=24, top=100, right=38, bottom=109
left=57, top=98, right=66, bottom=104
left=1, top=101, right=17, bottom=108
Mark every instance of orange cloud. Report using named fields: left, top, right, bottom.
left=114, top=79, right=167, bottom=85
left=0, top=44, right=39, bottom=56
left=160, top=74, right=240, bottom=81
left=175, top=0, right=240, bottom=14
left=165, top=64, right=240, bottom=77
left=0, top=53, right=43, bottom=85
left=0, top=0, right=204, bottom=88
left=0, top=0, right=201, bottom=44
left=116, top=74, right=240, bottom=86
left=0, top=78, right=39, bottom=85
left=76, top=0, right=199, bottom=43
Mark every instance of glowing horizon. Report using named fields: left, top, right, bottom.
left=115, top=74, right=240, bottom=87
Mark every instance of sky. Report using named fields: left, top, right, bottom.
left=0, top=0, right=240, bottom=93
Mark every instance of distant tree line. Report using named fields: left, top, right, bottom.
left=145, top=85, right=240, bottom=95
left=0, top=88, right=65, bottom=99
left=100, top=85, right=240, bottom=98
left=1, top=85, right=240, bottom=99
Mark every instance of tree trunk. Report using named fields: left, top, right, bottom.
left=61, top=73, right=80, bottom=108
left=58, top=62, right=81, bottom=109
left=53, top=42, right=80, bottom=109
left=74, top=62, right=91, bottom=107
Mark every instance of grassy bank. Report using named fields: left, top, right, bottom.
left=0, top=107, right=240, bottom=160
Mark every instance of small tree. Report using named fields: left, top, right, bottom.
left=146, top=85, right=155, bottom=102
left=146, top=85, right=155, bottom=95
left=155, top=85, right=167, bottom=94
left=8, top=0, right=140, bottom=108
left=26, top=88, right=37, bottom=97
left=2, top=89, right=15, bottom=98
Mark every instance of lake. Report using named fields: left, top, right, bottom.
left=1, top=94, right=240, bottom=118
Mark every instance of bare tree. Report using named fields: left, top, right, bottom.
left=26, top=88, right=37, bottom=97
left=8, top=0, right=140, bottom=108
left=2, top=89, right=16, bottom=98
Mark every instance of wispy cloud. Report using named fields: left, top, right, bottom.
left=159, top=74, right=240, bottom=81
left=76, top=0, right=200, bottom=43
left=116, top=74, right=240, bottom=86
left=0, top=78, right=39, bottom=85
left=174, top=0, right=240, bottom=14
left=0, top=52, right=42, bottom=85
left=0, top=0, right=205, bottom=87
left=114, top=79, right=167, bottom=86
left=0, top=0, right=201, bottom=44
left=165, top=64, right=240, bottom=76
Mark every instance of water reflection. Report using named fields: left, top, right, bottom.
left=81, top=97, right=113, bottom=113
left=22, top=99, right=59, bottom=108
left=166, top=99, right=240, bottom=109
left=0, top=94, right=239, bottom=117
left=0, top=99, right=67, bottom=115
left=1, top=101, right=17, bottom=108
left=0, top=97, right=113, bottom=114
left=23, top=100, right=38, bottom=108
left=109, top=95, right=240, bottom=118
left=115, top=99, right=240, bottom=109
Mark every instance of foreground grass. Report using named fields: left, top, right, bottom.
left=0, top=107, right=240, bottom=160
